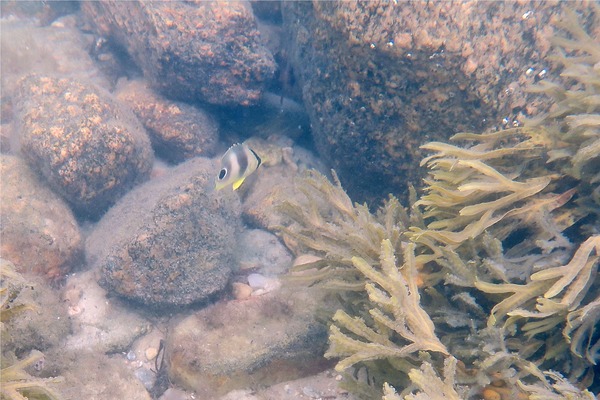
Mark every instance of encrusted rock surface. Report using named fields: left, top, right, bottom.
left=0, top=155, right=82, bottom=280
left=167, top=288, right=329, bottom=397
left=81, top=0, right=276, bottom=106
left=14, top=74, right=153, bottom=219
left=86, top=157, right=242, bottom=307
left=282, top=1, right=598, bottom=204
left=116, top=79, right=219, bottom=163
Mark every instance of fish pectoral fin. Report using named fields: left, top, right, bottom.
left=232, top=178, right=246, bottom=190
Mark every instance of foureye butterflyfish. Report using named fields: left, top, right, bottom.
left=215, top=143, right=262, bottom=190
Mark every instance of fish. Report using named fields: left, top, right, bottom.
left=215, top=143, right=262, bottom=190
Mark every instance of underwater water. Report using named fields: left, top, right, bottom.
left=1, top=2, right=599, bottom=400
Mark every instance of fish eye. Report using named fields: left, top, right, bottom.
left=218, top=168, right=227, bottom=180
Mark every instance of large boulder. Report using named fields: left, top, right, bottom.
left=282, top=1, right=598, bottom=204
left=81, top=1, right=276, bottom=106
left=86, top=157, right=243, bottom=307
left=14, top=74, right=153, bottom=219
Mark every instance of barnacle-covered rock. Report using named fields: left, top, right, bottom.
left=87, top=157, right=242, bottom=307
left=14, top=74, right=153, bottom=219
left=81, top=1, right=276, bottom=106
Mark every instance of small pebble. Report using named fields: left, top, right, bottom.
left=134, top=367, right=156, bottom=391
left=232, top=282, right=253, bottom=300
left=126, top=350, right=136, bottom=361
left=145, top=347, right=158, bottom=361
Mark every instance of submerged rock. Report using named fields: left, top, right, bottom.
left=86, top=157, right=242, bottom=307
left=81, top=1, right=276, bottom=106
left=115, top=79, right=219, bottom=163
left=0, top=16, right=110, bottom=96
left=233, top=229, right=292, bottom=275
left=62, top=270, right=150, bottom=354
left=0, top=155, right=82, bottom=281
left=14, top=74, right=153, bottom=219
left=282, top=2, right=597, bottom=204
left=167, top=288, right=329, bottom=397
left=0, top=267, right=71, bottom=357
left=50, top=350, right=152, bottom=400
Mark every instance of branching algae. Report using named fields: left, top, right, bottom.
left=277, top=8, right=599, bottom=400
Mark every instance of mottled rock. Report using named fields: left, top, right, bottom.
left=167, top=288, right=329, bottom=397
left=234, top=229, right=292, bottom=275
left=282, top=1, right=598, bottom=204
left=14, top=74, right=153, bottom=219
left=63, top=270, right=150, bottom=354
left=116, top=79, right=219, bottom=163
left=0, top=155, right=82, bottom=280
left=81, top=1, right=276, bottom=106
left=86, top=157, right=242, bottom=307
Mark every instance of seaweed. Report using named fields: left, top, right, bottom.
left=1, top=259, right=35, bottom=331
left=325, top=240, right=447, bottom=372
left=277, top=169, right=410, bottom=291
left=275, top=8, right=600, bottom=399
left=517, top=371, right=596, bottom=400
left=0, top=259, right=64, bottom=400
left=1, top=350, right=64, bottom=400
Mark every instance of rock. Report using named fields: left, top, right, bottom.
left=81, top=1, right=276, bottom=106
left=234, top=229, right=292, bottom=275
left=116, top=79, right=219, bottom=163
left=63, top=270, right=150, bottom=354
left=222, top=369, right=357, bottom=400
left=50, top=350, right=152, bottom=400
left=158, top=388, right=193, bottom=400
left=130, top=328, right=165, bottom=363
left=0, top=1, right=79, bottom=26
left=281, top=2, right=597, bottom=204
left=0, top=155, right=82, bottom=280
left=167, top=288, right=329, bottom=397
left=239, top=138, right=328, bottom=231
left=86, top=157, right=242, bottom=307
left=14, top=74, right=153, bottom=219
left=231, top=282, right=253, bottom=300
left=0, top=17, right=110, bottom=96
left=0, top=268, right=71, bottom=356
left=145, top=347, right=158, bottom=362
